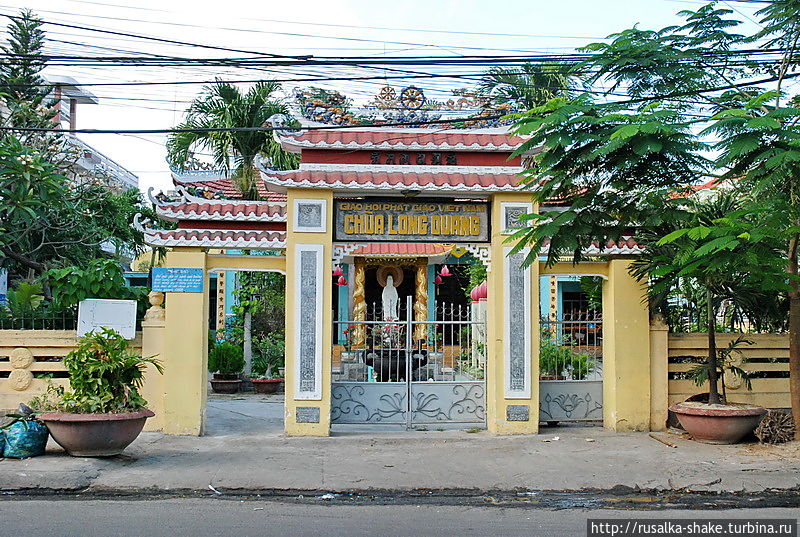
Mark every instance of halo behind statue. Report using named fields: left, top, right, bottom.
left=376, top=266, right=403, bottom=287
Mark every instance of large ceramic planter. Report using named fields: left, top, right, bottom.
left=251, top=378, right=284, bottom=394
left=210, top=378, right=241, bottom=394
left=669, top=402, right=766, bottom=444
left=38, top=410, right=154, bottom=457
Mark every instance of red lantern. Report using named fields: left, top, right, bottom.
left=332, top=265, right=344, bottom=277
left=438, top=265, right=452, bottom=277
left=434, top=275, right=443, bottom=285
left=336, top=276, right=347, bottom=286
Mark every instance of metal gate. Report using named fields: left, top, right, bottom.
left=331, top=296, right=486, bottom=427
left=539, top=313, right=603, bottom=422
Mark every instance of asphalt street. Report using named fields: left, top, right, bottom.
left=0, top=498, right=797, bottom=537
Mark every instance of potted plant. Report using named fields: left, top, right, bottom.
left=250, top=334, right=284, bottom=394
left=670, top=336, right=765, bottom=444
left=208, top=341, right=245, bottom=394
left=32, top=328, right=162, bottom=457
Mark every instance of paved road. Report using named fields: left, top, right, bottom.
left=0, top=498, right=797, bottom=537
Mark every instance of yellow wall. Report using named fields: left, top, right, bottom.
left=162, top=248, right=209, bottom=435
left=486, top=193, right=540, bottom=434
left=602, top=259, right=651, bottom=431
left=284, top=188, right=334, bottom=436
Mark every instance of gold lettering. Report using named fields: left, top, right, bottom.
left=375, top=215, right=385, bottom=235
left=344, top=214, right=354, bottom=234
left=388, top=215, right=397, bottom=235
left=470, top=216, right=480, bottom=235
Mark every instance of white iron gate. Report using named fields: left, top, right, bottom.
left=332, top=296, right=486, bottom=427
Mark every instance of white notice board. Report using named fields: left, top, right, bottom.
left=77, top=299, right=138, bottom=340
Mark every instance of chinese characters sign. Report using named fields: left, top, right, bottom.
left=334, top=199, right=489, bottom=243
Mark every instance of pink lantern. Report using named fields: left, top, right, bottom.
left=470, top=285, right=481, bottom=302
left=336, top=276, right=347, bottom=286
left=479, top=281, right=488, bottom=300
left=434, top=275, right=443, bottom=285
left=332, top=265, right=344, bottom=277
left=438, top=265, right=452, bottom=277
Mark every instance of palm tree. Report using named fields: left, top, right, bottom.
left=478, top=61, right=576, bottom=110
left=167, top=80, right=298, bottom=200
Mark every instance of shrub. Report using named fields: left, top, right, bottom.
left=208, top=341, right=245, bottom=375
left=30, top=328, right=162, bottom=413
left=251, top=334, right=284, bottom=378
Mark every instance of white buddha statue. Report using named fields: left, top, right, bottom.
left=382, top=274, right=399, bottom=321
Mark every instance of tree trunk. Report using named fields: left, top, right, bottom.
left=788, top=236, right=800, bottom=439
left=707, top=288, right=721, bottom=405
left=243, top=309, right=253, bottom=377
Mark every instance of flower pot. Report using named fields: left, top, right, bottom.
left=210, top=378, right=242, bottom=394
left=38, top=410, right=154, bottom=457
left=213, top=373, right=240, bottom=381
left=669, top=402, right=766, bottom=444
left=251, top=378, right=284, bottom=394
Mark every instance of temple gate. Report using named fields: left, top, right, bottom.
left=141, top=124, right=651, bottom=437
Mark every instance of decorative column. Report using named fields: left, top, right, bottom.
left=602, top=259, right=651, bottom=431
left=649, top=314, right=669, bottom=431
left=352, top=258, right=367, bottom=347
left=284, top=188, right=334, bottom=436
left=141, top=291, right=166, bottom=432
left=215, top=271, right=226, bottom=333
left=413, top=258, right=428, bottom=342
left=486, top=193, right=539, bottom=434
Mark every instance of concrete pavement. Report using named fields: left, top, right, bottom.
left=1, top=393, right=799, bottom=494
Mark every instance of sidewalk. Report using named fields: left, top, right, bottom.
left=2, top=395, right=799, bottom=494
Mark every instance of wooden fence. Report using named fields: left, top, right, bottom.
left=667, top=333, right=790, bottom=409
left=0, top=330, right=143, bottom=410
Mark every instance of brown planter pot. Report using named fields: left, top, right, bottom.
left=210, top=379, right=241, bottom=394
left=38, top=410, right=154, bottom=457
left=213, top=373, right=240, bottom=381
left=252, top=378, right=284, bottom=394
left=669, top=402, right=766, bottom=444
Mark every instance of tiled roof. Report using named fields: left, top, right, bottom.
left=171, top=175, right=287, bottom=201
left=156, top=201, right=286, bottom=222
left=260, top=169, right=522, bottom=192
left=143, top=228, right=285, bottom=249
left=541, top=236, right=643, bottom=256
left=278, top=129, right=527, bottom=152
left=349, top=243, right=452, bottom=257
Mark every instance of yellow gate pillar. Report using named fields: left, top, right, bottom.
left=162, top=247, right=209, bottom=435
left=602, top=259, right=651, bottom=431
left=486, top=193, right=539, bottom=434
left=284, top=188, right=333, bottom=436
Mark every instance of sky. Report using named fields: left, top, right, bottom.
left=2, top=0, right=764, bottom=193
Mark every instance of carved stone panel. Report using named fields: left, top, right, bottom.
left=298, top=249, right=318, bottom=396
left=296, top=407, right=321, bottom=423
left=505, top=248, right=531, bottom=398
left=294, top=199, right=326, bottom=233
left=506, top=405, right=530, bottom=422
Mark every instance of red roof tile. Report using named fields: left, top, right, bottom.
left=280, top=129, right=526, bottom=152
left=350, top=243, right=451, bottom=257
left=143, top=228, right=285, bottom=249
left=261, top=169, right=521, bottom=192
left=156, top=201, right=285, bottom=222
left=171, top=176, right=287, bottom=201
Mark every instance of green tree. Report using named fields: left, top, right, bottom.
left=478, top=61, right=576, bottom=109
left=0, top=9, right=47, bottom=105
left=167, top=80, right=298, bottom=200
left=509, top=3, right=800, bottom=428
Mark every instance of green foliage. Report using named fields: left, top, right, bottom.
left=30, top=328, right=162, bottom=413
left=5, top=281, right=44, bottom=314
left=251, top=334, right=284, bottom=379
left=167, top=80, right=299, bottom=200
left=208, top=341, right=245, bottom=375
left=539, top=337, right=595, bottom=380
left=46, top=259, right=149, bottom=316
left=478, top=61, right=576, bottom=109
left=0, top=10, right=47, bottom=107
left=687, top=336, right=754, bottom=403
left=231, top=270, right=285, bottom=337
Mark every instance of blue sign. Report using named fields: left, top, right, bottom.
left=152, top=267, right=204, bottom=293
